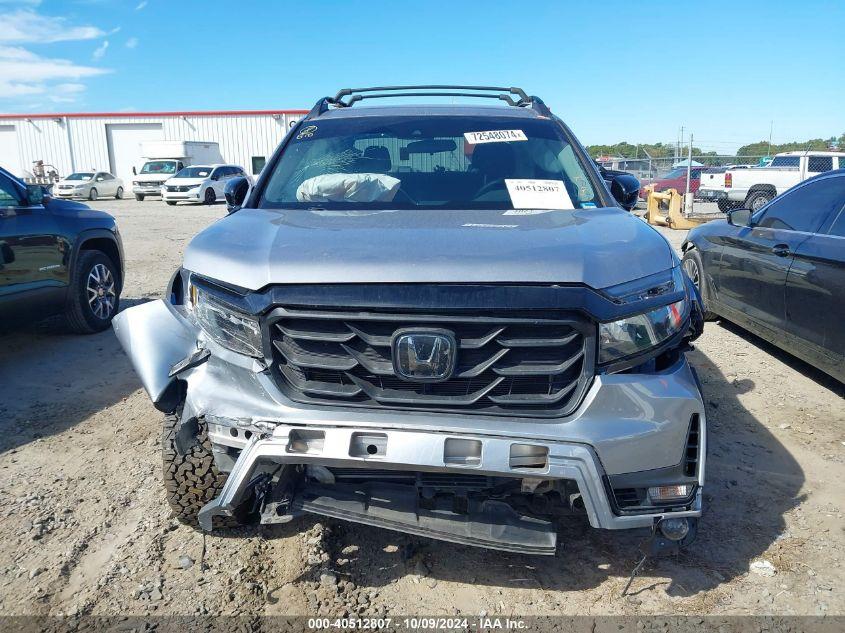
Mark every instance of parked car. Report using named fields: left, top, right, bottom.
left=54, top=171, right=125, bottom=201
left=682, top=169, right=845, bottom=383
left=640, top=166, right=707, bottom=200
left=698, top=165, right=753, bottom=212
left=113, top=85, right=705, bottom=555
left=708, top=151, right=845, bottom=212
left=0, top=165, right=124, bottom=333
left=132, top=141, right=223, bottom=201
left=161, top=164, right=250, bottom=206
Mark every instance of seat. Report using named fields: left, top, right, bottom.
left=362, top=146, right=392, bottom=173
left=470, top=143, right=517, bottom=184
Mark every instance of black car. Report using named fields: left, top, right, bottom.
left=0, top=165, right=124, bottom=333
left=682, top=169, right=845, bottom=383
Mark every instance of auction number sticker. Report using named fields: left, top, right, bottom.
left=464, top=129, right=527, bottom=144
left=505, top=178, right=574, bottom=209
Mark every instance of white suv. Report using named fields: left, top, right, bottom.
left=162, top=164, right=250, bottom=206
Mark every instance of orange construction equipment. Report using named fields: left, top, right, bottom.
left=643, top=186, right=709, bottom=230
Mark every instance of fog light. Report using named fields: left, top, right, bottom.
left=648, top=484, right=694, bottom=502
left=658, top=517, right=690, bottom=541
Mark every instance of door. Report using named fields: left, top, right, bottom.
left=95, top=172, right=117, bottom=197
left=210, top=167, right=229, bottom=198
left=0, top=172, right=66, bottom=316
left=784, top=174, right=845, bottom=379
left=717, top=178, right=837, bottom=333
left=0, top=125, right=21, bottom=176
left=105, top=123, right=163, bottom=185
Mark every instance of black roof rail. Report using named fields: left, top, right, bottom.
left=304, top=85, right=551, bottom=119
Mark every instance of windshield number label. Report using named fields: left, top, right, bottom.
left=505, top=179, right=574, bottom=210
left=464, top=129, right=527, bottom=144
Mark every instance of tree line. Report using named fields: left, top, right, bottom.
left=587, top=134, right=844, bottom=159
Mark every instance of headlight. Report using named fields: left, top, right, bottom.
left=133, top=180, right=140, bottom=185
left=599, top=299, right=687, bottom=364
left=191, top=284, right=262, bottom=357
left=598, top=266, right=688, bottom=364
left=75, top=184, right=87, bottom=189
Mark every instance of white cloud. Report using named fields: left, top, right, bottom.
left=135, top=1, right=147, bottom=10
left=92, top=40, right=109, bottom=60
left=0, top=45, right=109, bottom=104
left=0, top=9, right=106, bottom=44
left=125, top=37, right=138, bottom=49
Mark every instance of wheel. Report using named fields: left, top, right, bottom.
left=682, top=248, right=716, bottom=321
left=64, top=250, right=120, bottom=333
left=204, top=188, right=216, bottom=205
left=166, top=201, right=177, bottom=206
left=115, top=186, right=124, bottom=199
left=717, top=199, right=736, bottom=213
left=162, top=412, right=240, bottom=528
left=745, top=191, right=772, bottom=212
left=135, top=194, right=145, bottom=201
left=88, top=187, right=98, bottom=201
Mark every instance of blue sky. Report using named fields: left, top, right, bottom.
left=2, top=0, right=843, bottom=152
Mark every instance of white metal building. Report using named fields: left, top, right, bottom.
left=0, top=109, right=306, bottom=184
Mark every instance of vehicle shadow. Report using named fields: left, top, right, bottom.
left=0, top=297, right=152, bottom=453
left=276, top=344, right=805, bottom=600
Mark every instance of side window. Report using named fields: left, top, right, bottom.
left=758, top=176, right=845, bottom=233
left=251, top=156, right=266, bottom=175
left=769, top=156, right=800, bottom=168
left=0, top=177, right=21, bottom=206
left=103, top=173, right=114, bottom=180
left=210, top=168, right=222, bottom=180
left=828, top=210, right=845, bottom=237
left=807, top=156, right=833, bottom=173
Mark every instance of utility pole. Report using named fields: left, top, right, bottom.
left=684, top=133, right=694, bottom=215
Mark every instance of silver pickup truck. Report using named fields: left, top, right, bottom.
left=113, top=86, right=706, bottom=555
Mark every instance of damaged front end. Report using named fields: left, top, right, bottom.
left=113, top=268, right=706, bottom=555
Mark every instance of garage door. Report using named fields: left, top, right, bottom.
left=106, top=123, right=163, bottom=184
left=0, top=125, right=21, bottom=176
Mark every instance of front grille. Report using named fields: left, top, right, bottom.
left=139, top=181, right=162, bottom=187
left=267, top=308, right=593, bottom=416
left=326, top=468, right=503, bottom=489
left=166, top=185, right=190, bottom=192
left=58, top=185, right=74, bottom=189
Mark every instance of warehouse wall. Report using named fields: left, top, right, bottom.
left=0, top=112, right=303, bottom=179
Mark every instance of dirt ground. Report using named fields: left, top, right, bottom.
left=0, top=198, right=843, bottom=618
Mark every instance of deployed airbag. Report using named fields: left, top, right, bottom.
left=296, top=173, right=401, bottom=203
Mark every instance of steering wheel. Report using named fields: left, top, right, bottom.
left=473, top=179, right=507, bottom=200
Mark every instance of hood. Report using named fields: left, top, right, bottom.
left=165, top=177, right=206, bottom=187
left=184, top=207, right=675, bottom=291
left=57, top=179, right=91, bottom=187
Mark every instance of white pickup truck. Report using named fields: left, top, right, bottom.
left=703, top=151, right=845, bottom=212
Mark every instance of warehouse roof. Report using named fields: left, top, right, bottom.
left=0, top=109, right=308, bottom=120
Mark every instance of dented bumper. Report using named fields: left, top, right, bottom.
left=113, top=299, right=706, bottom=549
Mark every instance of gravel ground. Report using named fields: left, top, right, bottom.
left=0, top=198, right=843, bottom=618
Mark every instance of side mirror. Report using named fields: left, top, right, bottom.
left=0, top=242, right=15, bottom=265
left=26, top=184, right=48, bottom=205
left=132, top=166, right=137, bottom=175
left=727, top=208, right=752, bottom=227
left=609, top=174, right=640, bottom=211
left=224, top=176, right=249, bottom=213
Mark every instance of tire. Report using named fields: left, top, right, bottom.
left=115, top=186, right=124, bottom=199
left=162, top=413, right=239, bottom=528
left=717, top=199, right=736, bottom=213
left=135, top=194, right=145, bottom=201
left=204, top=188, right=216, bottom=205
left=88, top=187, right=98, bottom=201
left=166, top=201, right=177, bottom=206
left=64, top=250, right=121, bottom=333
left=745, top=191, right=772, bottom=212
left=682, top=248, right=716, bottom=321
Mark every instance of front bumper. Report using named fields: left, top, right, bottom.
left=113, top=300, right=706, bottom=546
left=132, top=185, right=165, bottom=196
left=162, top=189, right=201, bottom=202
left=696, top=188, right=727, bottom=201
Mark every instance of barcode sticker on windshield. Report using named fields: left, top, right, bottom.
left=464, top=129, right=527, bottom=144
left=505, top=179, right=574, bottom=210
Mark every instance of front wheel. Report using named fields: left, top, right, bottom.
left=162, top=413, right=240, bottom=528
left=64, top=250, right=121, bottom=333
left=166, top=201, right=177, bottom=206
left=88, top=188, right=98, bottom=201
left=682, top=249, right=716, bottom=321
left=203, top=188, right=216, bottom=205
left=135, top=194, right=145, bottom=201
left=115, top=186, right=124, bottom=199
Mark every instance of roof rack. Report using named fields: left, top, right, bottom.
left=305, top=85, right=552, bottom=119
